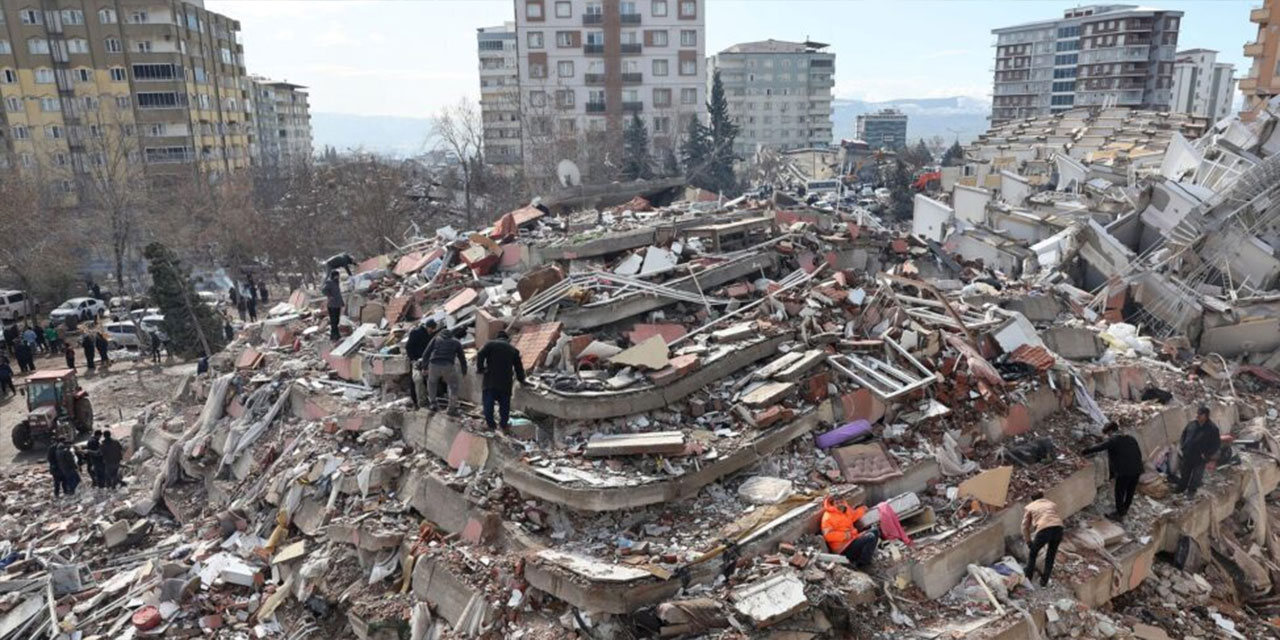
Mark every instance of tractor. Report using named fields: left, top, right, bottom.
left=11, top=369, right=93, bottom=451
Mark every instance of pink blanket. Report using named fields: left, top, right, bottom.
left=876, top=501, right=914, bottom=547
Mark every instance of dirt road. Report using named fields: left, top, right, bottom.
left=0, top=349, right=196, bottom=468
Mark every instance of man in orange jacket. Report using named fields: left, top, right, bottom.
left=821, top=497, right=879, bottom=568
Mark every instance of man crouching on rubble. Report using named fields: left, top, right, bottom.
left=821, top=496, right=878, bottom=568
left=421, top=327, right=467, bottom=416
left=1022, top=492, right=1063, bottom=587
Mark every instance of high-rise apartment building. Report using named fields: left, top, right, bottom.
left=477, top=23, right=521, bottom=175
left=708, top=39, right=834, bottom=156
left=855, top=109, right=907, bottom=151
left=991, top=5, right=1181, bottom=125
left=1170, top=49, right=1235, bottom=122
left=512, top=0, right=705, bottom=184
left=0, top=0, right=254, bottom=188
left=248, top=76, right=311, bottom=167
left=1241, top=0, right=1280, bottom=118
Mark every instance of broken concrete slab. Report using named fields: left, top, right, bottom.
left=741, top=381, right=796, bottom=407
left=730, top=572, right=808, bottom=628
left=584, top=431, right=686, bottom=457
left=1041, top=326, right=1104, bottom=360
left=737, top=476, right=794, bottom=505
left=957, top=466, right=1013, bottom=507
left=608, top=335, right=670, bottom=370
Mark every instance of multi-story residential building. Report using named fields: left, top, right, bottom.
left=477, top=23, right=521, bottom=175
left=855, top=108, right=907, bottom=151
left=708, top=39, right=834, bottom=156
left=248, top=75, right=311, bottom=168
left=991, top=5, right=1181, bottom=125
left=0, top=0, right=254, bottom=190
left=512, top=0, right=705, bottom=184
left=1171, top=49, right=1235, bottom=122
left=1241, top=0, right=1280, bottom=118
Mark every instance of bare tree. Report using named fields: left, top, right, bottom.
left=0, top=167, right=82, bottom=309
left=431, top=99, right=484, bottom=226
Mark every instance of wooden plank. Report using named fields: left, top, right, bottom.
left=584, top=431, right=687, bottom=457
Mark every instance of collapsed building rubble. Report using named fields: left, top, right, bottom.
left=7, top=102, right=1280, bottom=640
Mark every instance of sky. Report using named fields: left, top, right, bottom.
left=206, top=0, right=1260, bottom=119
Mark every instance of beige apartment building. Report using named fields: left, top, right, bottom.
left=0, top=0, right=253, bottom=193
left=1242, top=0, right=1280, bottom=118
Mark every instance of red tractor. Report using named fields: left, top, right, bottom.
left=11, top=369, right=94, bottom=451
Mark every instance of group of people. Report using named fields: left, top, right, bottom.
left=230, top=275, right=268, bottom=324
left=46, top=430, right=123, bottom=497
left=3, top=322, right=60, bottom=373
left=403, top=318, right=527, bottom=432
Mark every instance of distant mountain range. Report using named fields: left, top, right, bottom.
left=312, top=96, right=993, bottom=157
left=832, top=96, right=991, bottom=145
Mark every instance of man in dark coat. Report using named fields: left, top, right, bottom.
left=0, top=357, right=13, bottom=397
left=13, top=340, right=31, bottom=374
left=81, top=333, right=95, bottom=371
left=84, top=431, right=104, bottom=488
left=101, top=431, right=123, bottom=488
left=421, top=327, right=467, bottom=415
left=322, top=271, right=344, bottom=341
left=1082, top=421, right=1144, bottom=520
left=405, top=320, right=435, bottom=409
left=63, top=344, right=75, bottom=371
left=324, top=253, right=357, bottom=277
left=1176, top=406, right=1221, bottom=498
left=474, top=331, right=527, bottom=431
left=48, top=439, right=66, bottom=497
left=95, top=332, right=110, bottom=368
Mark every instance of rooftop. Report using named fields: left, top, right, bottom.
left=720, top=38, right=831, bottom=54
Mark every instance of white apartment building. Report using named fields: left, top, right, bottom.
left=249, top=76, right=313, bottom=167
left=513, top=0, right=706, bottom=183
left=1171, top=49, right=1236, bottom=122
left=709, top=39, right=835, bottom=156
left=478, top=23, right=522, bottom=174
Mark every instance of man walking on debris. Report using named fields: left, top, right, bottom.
left=95, top=331, right=110, bottom=369
left=405, top=319, right=436, bottom=409
left=821, top=496, right=878, bottom=568
left=421, top=326, right=467, bottom=416
left=149, top=329, right=163, bottom=365
left=1022, top=492, right=1064, bottom=587
left=1081, top=421, right=1144, bottom=521
left=475, top=330, right=527, bottom=432
left=101, top=431, right=123, bottom=488
left=81, top=332, right=95, bottom=371
left=84, top=430, right=104, bottom=488
left=48, top=438, right=66, bottom=497
left=1175, top=406, right=1220, bottom=498
left=323, top=270, right=344, bottom=341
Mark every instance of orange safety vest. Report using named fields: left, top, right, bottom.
left=821, top=497, right=867, bottom=554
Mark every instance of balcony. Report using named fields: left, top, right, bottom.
left=622, top=101, right=643, bottom=112
left=620, top=12, right=641, bottom=24
left=584, top=43, right=604, bottom=54
left=1245, top=41, right=1265, bottom=57
left=583, top=13, right=603, bottom=24
left=586, top=101, right=606, bottom=113
left=621, top=72, right=642, bottom=83
left=620, top=43, right=642, bottom=55
left=1241, top=77, right=1259, bottom=91
left=1252, top=6, right=1270, bottom=23
left=585, top=73, right=605, bottom=84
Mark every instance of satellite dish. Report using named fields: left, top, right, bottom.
left=558, top=159, right=581, bottom=187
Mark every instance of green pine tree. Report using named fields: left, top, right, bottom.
left=621, top=113, right=653, bottom=181
left=679, top=115, right=711, bottom=181
left=705, top=70, right=740, bottom=196
left=942, top=141, right=965, bottom=167
left=887, top=159, right=914, bottom=220
left=144, top=242, right=227, bottom=359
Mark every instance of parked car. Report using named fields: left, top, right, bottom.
left=139, top=314, right=165, bottom=335
left=129, top=307, right=161, bottom=325
left=49, top=297, right=106, bottom=324
left=103, top=321, right=142, bottom=350
left=197, top=291, right=223, bottom=308
left=0, top=290, right=31, bottom=321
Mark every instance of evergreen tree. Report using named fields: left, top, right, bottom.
left=679, top=115, right=711, bottom=179
left=942, top=141, right=965, bottom=167
left=905, top=140, right=933, bottom=167
left=144, top=242, right=227, bottom=359
left=886, top=159, right=914, bottom=220
left=705, top=70, right=740, bottom=196
left=621, top=113, right=653, bottom=181
left=661, top=147, right=680, bottom=177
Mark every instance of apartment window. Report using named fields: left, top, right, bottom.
left=44, top=124, right=63, bottom=138
left=679, top=59, right=696, bottom=75
left=554, top=1, right=571, bottom=18
left=1052, top=81, right=1075, bottom=92
left=133, top=63, right=178, bottom=80
left=28, top=38, right=49, bottom=54
left=681, top=88, right=696, bottom=104
left=115, top=95, right=130, bottom=109
left=20, top=9, right=41, bottom=25
left=4, top=97, right=19, bottom=112
left=109, top=67, right=126, bottom=82
left=192, top=66, right=206, bottom=83
left=34, top=68, right=53, bottom=83
left=1, top=69, right=15, bottom=84
left=136, top=40, right=155, bottom=53
left=67, top=39, right=89, bottom=54
left=529, top=61, right=546, bottom=78
left=1053, top=54, right=1077, bottom=66
left=585, top=2, right=603, bottom=15
left=586, top=31, right=604, bottom=45
left=653, top=59, right=668, bottom=76
left=128, top=10, right=149, bottom=23
left=529, top=90, right=547, bottom=108
left=220, top=47, right=232, bottom=64
left=653, top=116, right=670, bottom=134
left=81, top=96, right=97, bottom=110
left=527, top=31, right=544, bottom=48
left=52, top=153, right=68, bottom=167
left=526, top=1, right=543, bottom=19
left=197, top=93, right=209, bottom=109
left=556, top=89, right=574, bottom=107
left=557, top=60, right=573, bottom=77
left=680, top=30, right=696, bottom=46
left=0, top=40, right=9, bottom=54
left=559, top=118, right=576, bottom=134
left=61, top=9, right=83, bottom=24
left=99, top=8, right=116, bottom=24
left=556, top=31, right=574, bottom=47
left=679, top=1, right=696, bottom=18
left=105, top=37, right=122, bottom=53
left=1053, top=67, right=1077, bottom=79
left=653, top=0, right=668, bottom=16
left=73, top=68, right=91, bottom=82
left=137, top=91, right=182, bottom=108
left=653, top=88, right=672, bottom=107
left=623, top=88, right=639, bottom=103
left=651, top=30, right=668, bottom=46
left=11, top=125, right=29, bottom=139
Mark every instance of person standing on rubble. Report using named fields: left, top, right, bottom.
left=80, top=332, right=95, bottom=371
left=475, top=330, right=527, bottom=432
left=0, top=356, right=14, bottom=397
left=84, top=431, right=104, bottom=488
left=421, top=326, right=467, bottom=416
left=63, top=343, right=75, bottom=371
left=821, top=496, right=878, bottom=568
left=246, top=290, right=258, bottom=323
left=101, top=431, right=123, bottom=488
left=1175, top=406, right=1221, bottom=498
left=48, top=438, right=66, bottom=497
left=1022, top=492, right=1064, bottom=587
left=1081, top=421, right=1144, bottom=521
left=94, top=331, right=109, bottom=370
left=405, top=319, right=436, bottom=409
left=323, top=270, right=344, bottom=341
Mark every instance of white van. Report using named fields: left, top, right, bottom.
left=104, top=321, right=142, bottom=350
left=0, top=290, right=30, bottom=321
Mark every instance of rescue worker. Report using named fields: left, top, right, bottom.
left=80, top=332, right=95, bottom=371
left=474, top=330, right=527, bottom=432
left=101, top=431, right=123, bottom=488
left=421, top=327, right=467, bottom=416
left=1022, top=492, right=1064, bottom=586
left=48, top=438, right=66, bottom=497
left=405, top=319, right=436, bottom=409
left=54, top=439, right=80, bottom=496
left=84, top=431, right=104, bottom=488
left=1175, top=406, right=1220, bottom=498
left=322, top=270, right=343, bottom=341
left=0, top=357, right=13, bottom=397
left=821, top=496, right=878, bottom=568
left=1081, top=421, right=1144, bottom=521
left=95, top=331, right=110, bottom=369
left=323, top=252, right=357, bottom=277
